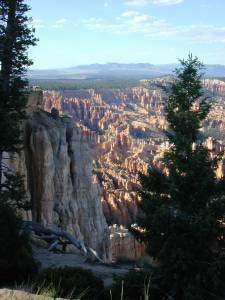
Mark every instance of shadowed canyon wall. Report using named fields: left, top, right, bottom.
left=8, top=91, right=111, bottom=261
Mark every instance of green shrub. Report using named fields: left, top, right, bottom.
left=34, top=266, right=104, bottom=300
left=0, top=201, right=38, bottom=285
left=51, top=107, right=60, bottom=119
left=116, top=256, right=136, bottom=265
left=108, top=269, right=162, bottom=300
left=135, top=257, right=153, bottom=269
left=116, top=256, right=154, bottom=269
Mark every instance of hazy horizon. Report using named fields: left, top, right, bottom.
left=29, top=0, right=225, bottom=69
left=29, top=61, right=225, bottom=71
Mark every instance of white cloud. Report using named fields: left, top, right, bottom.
left=127, top=14, right=150, bottom=24
left=51, top=18, right=67, bottom=28
left=124, top=0, right=183, bottom=6
left=151, top=0, right=183, bottom=5
left=121, top=11, right=140, bottom=17
left=124, top=0, right=148, bottom=6
left=82, top=14, right=225, bottom=44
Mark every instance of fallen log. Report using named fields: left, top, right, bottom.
left=23, top=221, right=104, bottom=263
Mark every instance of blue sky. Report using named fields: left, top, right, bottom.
left=28, top=0, right=225, bottom=69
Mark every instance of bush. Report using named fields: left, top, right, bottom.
left=116, top=256, right=154, bottom=269
left=135, top=257, right=153, bottom=269
left=116, top=256, right=136, bottom=265
left=51, top=107, right=60, bottom=119
left=0, top=201, right=38, bottom=285
left=107, top=269, right=162, bottom=300
left=34, top=266, right=104, bottom=300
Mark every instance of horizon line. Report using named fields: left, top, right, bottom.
left=29, top=62, right=225, bottom=71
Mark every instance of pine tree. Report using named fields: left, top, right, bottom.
left=0, top=0, right=37, bottom=183
left=0, top=200, right=37, bottom=284
left=132, top=55, right=225, bottom=300
left=0, top=0, right=38, bottom=284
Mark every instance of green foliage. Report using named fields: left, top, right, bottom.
left=115, top=256, right=154, bottom=269
left=34, top=266, right=104, bottom=300
left=132, top=55, right=225, bottom=299
left=0, top=0, right=37, bottom=287
left=0, top=0, right=36, bottom=216
left=50, top=107, right=60, bottom=119
left=107, top=270, right=158, bottom=300
left=116, top=256, right=136, bottom=265
left=0, top=200, right=38, bottom=285
left=0, top=172, right=31, bottom=210
left=0, top=0, right=37, bottom=154
left=29, top=79, right=140, bottom=90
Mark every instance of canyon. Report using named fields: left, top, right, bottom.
left=8, top=77, right=225, bottom=262
left=42, top=78, right=225, bottom=228
left=42, top=87, right=167, bottom=226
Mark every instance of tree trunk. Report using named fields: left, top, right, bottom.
left=0, top=151, right=2, bottom=187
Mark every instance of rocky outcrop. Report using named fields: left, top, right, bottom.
left=9, top=92, right=110, bottom=261
left=110, top=225, right=145, bottom=259
left=0, top=289, right=65, bottom=300
left=203, top=79, right=225, bottom=95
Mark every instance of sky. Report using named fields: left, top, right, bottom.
left=28, top=0, right=225, bottom=69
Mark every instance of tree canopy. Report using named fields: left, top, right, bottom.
left=0, top=0, right=37, bottom=179
left=132, top=55, right=225, bottom=300
left=0, top=0, right=38, bottom=285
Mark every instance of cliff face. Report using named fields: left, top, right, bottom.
left=43, top=88, right=167, bottom=225
left=12, top=92, right=110, bottom=260
left=110, top=225, right=145, bottom=259
left=42, top=80, right=225, bottom=226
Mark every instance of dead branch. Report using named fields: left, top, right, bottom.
left=23, top=221, right=105, bottom=263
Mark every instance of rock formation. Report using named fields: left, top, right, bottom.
left=42, top=88, right=167, bottom=225
left=110, top=225, right=145, bottom=259
left=0, top=289, right=66, bottom=300
left=42, top=79, right=225, bottom=227
left=8, top=91, right=110, bottom=261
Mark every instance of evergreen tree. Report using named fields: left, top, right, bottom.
left=0, top=0, right=38, bottom=285
left=0, top=171, right=31, bottom=210
left=0, top=201, right=37, bottom=285
left=132, top=55, right=225, bottom=300
left=0, top=0, right=37, bottom=183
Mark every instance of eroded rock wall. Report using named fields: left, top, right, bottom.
left=110, top=225, right=145, bottom=259
left=42, top=81, right=225, bottom=226
left=43, top=88, right=167, bottom=225
left=10, top=92, right=110, bottom=260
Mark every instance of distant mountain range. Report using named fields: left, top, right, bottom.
left=28, top=63, right=225, bottom=80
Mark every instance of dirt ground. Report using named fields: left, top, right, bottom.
left=33, top=246, right=130, bottom=287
